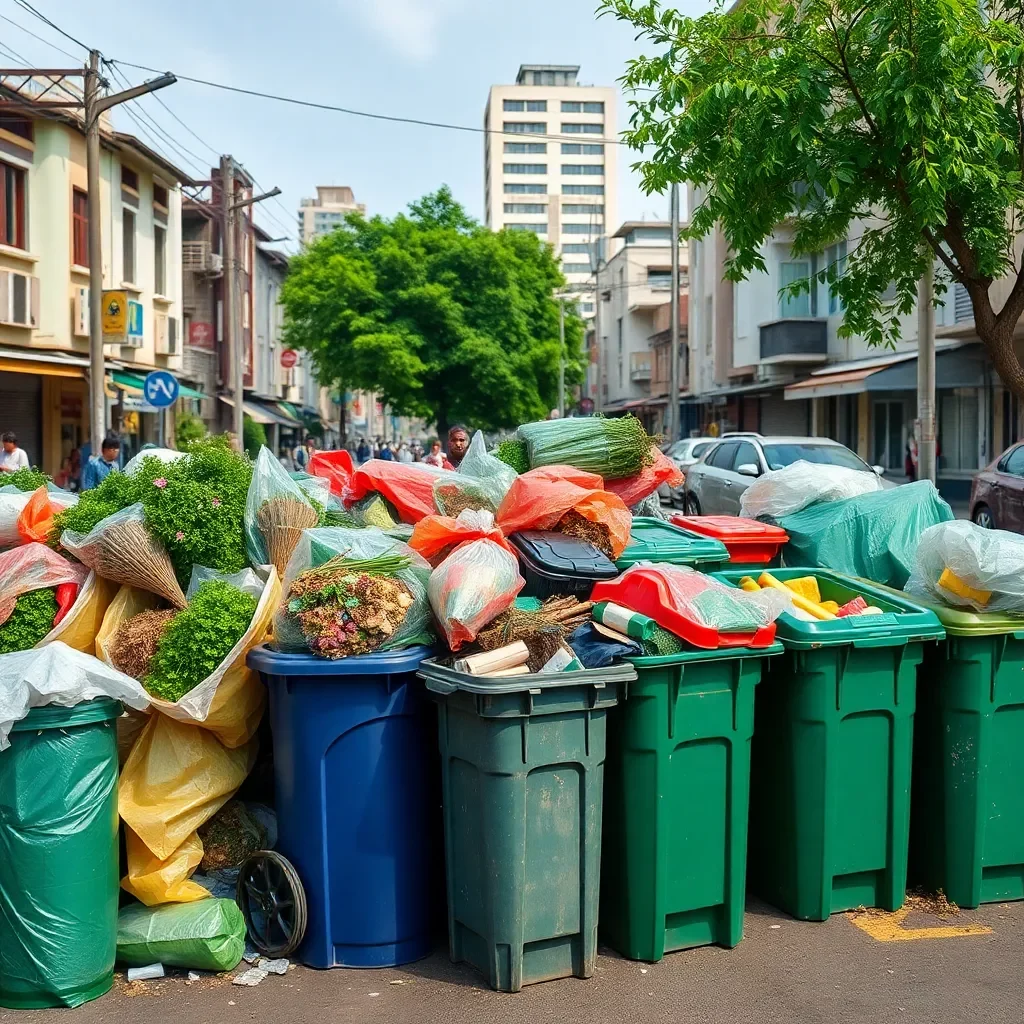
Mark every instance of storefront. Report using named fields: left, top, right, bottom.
left=109, top=371, right=206, bottom=461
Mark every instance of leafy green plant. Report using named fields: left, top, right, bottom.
left=144, top=580, right=258, bottom=702
left=3, top=468, right=50, bottom=493
left=175, top=412, right=207, bottom=448
left=51, top=469, right=143, bottom=546
left=0, top=588, right=58, bottom=653
left=242, top=416, right=266, bottom=460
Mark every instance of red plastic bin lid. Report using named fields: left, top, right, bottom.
left=590, top=568, right=777, bottom=650
left=670, top=515, right=788, bottom=565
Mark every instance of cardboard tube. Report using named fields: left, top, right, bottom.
left=457, top=641, right=530, bottom=675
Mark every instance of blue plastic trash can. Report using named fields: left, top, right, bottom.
left=247, top=644, right=440, bottom=969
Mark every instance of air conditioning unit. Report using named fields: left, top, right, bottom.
left=0, top=271, right=39, bottom=328
left=209, top=253, right=223, bottom=274
left=73, top=286, right=90, bottom=337
left=155, top=314, right=179, bottom=356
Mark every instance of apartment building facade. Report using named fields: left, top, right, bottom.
left=297, top=185, right=365, bottom=245
left=689, top=186, right=1009, bottom=499
left=484, top=65, right=617, bottom=319
left=0, top=91, right=189, bottom=473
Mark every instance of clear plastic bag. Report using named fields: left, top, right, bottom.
left=116, top=898, right=246, bottom=971
left=739, top=460, right=883, bottom=519
left=906, top=520, right=1024, bottom=612
left=0, top=640, right=149, bottom=749
left=60, top=503, right=188, bottom=609
left=410, top=508, right=515, bottom=565
left=293, top=473, right=331, bottom=509
left=123, top=448, right=187, bottom=476
left=0, top=542, right=87, bottom=626
left=275, top=527, right=434, bottom=656
left=0, top=485, right=32, bottom=547
left=428, top=538, right=524, bottom=650
left=451, top=430, right=518, bottom=509
left=187, top=564, right=266, bottom=601
left=245, top=447, right=318, bottom=575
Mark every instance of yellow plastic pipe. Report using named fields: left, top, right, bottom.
left=758, top=571, right=837, bottom=621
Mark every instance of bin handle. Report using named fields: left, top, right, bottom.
left=1012, top=631, right=1024, bottom=641
left=852, top=635, right=908, bottom=649
left=422, top=676, right=458, bottom=695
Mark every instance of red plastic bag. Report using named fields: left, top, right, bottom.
left=344, top=461, right=457, bottom=524
left=605, top=449, right=684, bottom=508
left=309, top=449, right=354, bottom=498
left=496, top=466, right=633, bottom=559
left=0, top=542, right=87, bottom=626
left=410, top=509, right=516, bottom=566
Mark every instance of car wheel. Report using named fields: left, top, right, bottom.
left=973, top=504, right=995, bottom=529
left=684, top=493, right=701, bottom=516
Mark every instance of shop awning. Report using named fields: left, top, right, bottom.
left=681, top=380, right=784, bottom=404
left=218, top=395, right=302, bottom=428
left=112, top=371, right=205, bottom=400
left=0, top=347, right=88, bottom=378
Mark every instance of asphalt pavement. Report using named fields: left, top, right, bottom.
left=12, top=898, right=1020, bottom=1024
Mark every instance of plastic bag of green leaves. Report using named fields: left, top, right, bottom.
left=274, top=527, right=433, bottom=658
left=245, top=447, right=319, bottom=577
left=517, top=415, right=655, bottom=480
left=116, top=898, right=246, bottom=972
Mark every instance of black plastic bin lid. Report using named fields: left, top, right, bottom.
left=510, top=531, right=619, bottom=581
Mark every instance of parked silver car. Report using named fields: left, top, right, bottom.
left=683, top=434, right=886, bottom=516
left=658, top=437, right=719, bottom=506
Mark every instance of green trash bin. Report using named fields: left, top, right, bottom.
left=867, top=586, right=1024, bottom=908
left=419, top=659, right=634, bottom=992
left=601, top=642, right=782, bottom=962
left=616, top=518, right=729, bottom=572
left=714, top=570, right=944, bottom=921
left=0, top=699, right=122, bottom=1009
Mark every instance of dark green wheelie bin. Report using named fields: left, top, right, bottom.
left=715, top=570, right=944, bottom=921
left=419, top=659, right=633, bottom=992
left=601, top=642, right=782, bottom=962
left=0, top=699, right=122, bottom=1009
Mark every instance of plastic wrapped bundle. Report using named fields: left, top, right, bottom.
left=740, top=460, right=883, bottom=519
left=344, top=460, right=460, bottom=524
left=308, top=449, right=354, bottom=498
left=0, top=542, right=87, bottom=628
left=0, top=486, right=32, bottom=547
left=517, top=415, right=654, bottom=479
left=275, top=527, right=433, bottom=657
left=245, top=447, right=319, bottom=575
left=605, top=448, right=683, bottom=507
left=428, top=538, right=525, bottom=650
left=906, top=519, right=1024, bottom=612
left=454, top=431, right=518, bottom=508
left=410, top=508, right=515, bottom=566
left=116, top=899, right=246, bottom=972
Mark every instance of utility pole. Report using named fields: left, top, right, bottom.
left=917, top=254, right=937, bottom=484
left=557, top=296, right=566, bottom=417
left=220, top=155, right=280, bottom=447
left=668, top=182, right=682, bottom=444
left=83, top=52, right=175, bottom=453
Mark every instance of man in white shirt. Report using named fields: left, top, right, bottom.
left=0, top=432, right=30, bottom=473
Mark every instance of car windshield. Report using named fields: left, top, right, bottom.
left=690, top=442, right=713, bottom=459
left=761, top=443, right=870, bottom=472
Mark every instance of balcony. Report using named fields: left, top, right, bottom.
left=630, top=352, right=652, bottom=382
left=759, top=318, right=828, bottom=364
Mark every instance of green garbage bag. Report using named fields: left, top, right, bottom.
left=116, top=899, right=246, bottom=972
left=776, top=480, right=954, bottom=589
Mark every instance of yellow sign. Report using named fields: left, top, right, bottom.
left=102, top=290, right=128, bottom=335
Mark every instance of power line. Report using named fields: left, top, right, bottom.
left=0, top=10, right=80, bottom=61
left=11, top=0, right=90, bottom=55
left=109, top=58, right=629, bottom=148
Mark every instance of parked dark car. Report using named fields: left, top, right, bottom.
left=970, top=443, right=1024, bottom=530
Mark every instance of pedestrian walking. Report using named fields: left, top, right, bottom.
left=423, top=440, right=447, bottom=468
left=379, top=441, right=395, bottom=461
left=356, top=438, right=371, bottom=464
left=0, top=432, right=30, bottom=473
left=82, top=434, right=121, bottom=490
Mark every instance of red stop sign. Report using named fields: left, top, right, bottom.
left=280, top=349, right=298, bottom=369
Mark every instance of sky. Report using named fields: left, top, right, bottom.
left=4, top=0, right=714, bottom=249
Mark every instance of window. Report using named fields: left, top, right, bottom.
left=506, top=223, right=547, bottom=234
left=561, top=143, right=604, bottom=155
left=0, top=115, right=32, bottom=141
left=708, top=442, right=739, bottom=469
left=563, top=184, right=604, bottom=195
left=503, top=121, right=546, bottom=134
left=581, top=302, right=594, bottom=313
left=561, top=101, right=602, bottom=113
left=1002, top=445, right=1024, bottom=476
left=562, top=204, right=603, bottom=214
left=562, top=262, right=591, bottom=273
left=504, top=142, right=547, bottom=153
left=583, top=101, right=604, bottom=114
left=562, top=243, right=592, bottom=254
left=940, top=393, right=981, bottom=471
left=122, top=208, right=136, bottom=283
left=825, top=240, right=848, bottom=314
left=504, top=163, right=547, bottom=174
left=0, top=161, right=26, bottom=249
left=504, top=203, right=546, bottom=214
left=503, top=99, right=524, bottom=111
left=562, top=164, right=603, bottom=175
left=731, top=442, right=761, bottom=475
left=779, top=260, right=812, bottom=317
left=624, top=226, right=671, bottom=244
left=121, top=166, right=139, bottom=192
left=561, top=122, right=603, bottom=134
left=504, top=183, right=547, bottom=194
left=647, top=269, right=672, bottom=289
left=72, top=189, right=88, bottom=266
left=154, top=224, right=166, bottom=295
left=562, top=223, right=596, bottom=234
left=527, top=100, right=547, bottom=112
left=761, top=443, right=869, bottom=472
left=690, top=442, right=714, bottom=461
left=153, top=182, right=169, bottom=209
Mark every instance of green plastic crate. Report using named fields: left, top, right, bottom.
left=714, top=570, right=944, bottom=921
left=868, top=583, right=1024, bottom=908
left=601, top=643, right=782, bottom=962
left=419, top=659, right=634, bottom=992
left=616, top=518, right=729, bottom=572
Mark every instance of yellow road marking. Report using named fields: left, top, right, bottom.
left=847, top=907, right=993, bottom=942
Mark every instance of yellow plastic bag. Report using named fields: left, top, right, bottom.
left=33, top=571, right=117, bottom=653
left=122, top=827, right=208, bottom=906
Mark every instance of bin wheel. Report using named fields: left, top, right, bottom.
left=237, top=850, right=307, bottom=958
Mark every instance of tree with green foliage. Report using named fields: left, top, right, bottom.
left=175, top=412, right=207, bottom=448
left=242, top=415, right=266, bottom=459
left=601, top=0, right=1024, bottom=400
left=280, top=186, right=585, bottom=432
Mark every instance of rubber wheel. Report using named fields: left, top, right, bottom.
left=237, top=850, right=308, bottom=958
left=973, top=504, right=995, bottom=530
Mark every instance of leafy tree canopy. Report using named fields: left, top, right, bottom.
left=280, top=185, right=584, bottom=431
left=601, top=0, right=1024, bottom=399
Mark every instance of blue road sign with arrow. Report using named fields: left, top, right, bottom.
left=144, top=370, right=180, bottom=409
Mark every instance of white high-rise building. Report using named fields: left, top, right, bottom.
left=297, top=186, right=366, bottom=244
left=484, top=65, right=618, bottom=319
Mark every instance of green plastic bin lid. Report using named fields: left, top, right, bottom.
left=617, top=518, right=730, bottom=571
left=714, top=569, right=945, bottom=649
left=418, top=657, right=635, bottom=696
left=10, top=698, right=123, bottom=734
left=861, top=579, right=1024, bottom=638
left=628, top=642, right=784, bottom=668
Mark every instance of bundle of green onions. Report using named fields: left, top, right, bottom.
left=517, top=415, right=655, bottom=480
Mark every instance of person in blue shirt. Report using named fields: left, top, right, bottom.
left=81, top=435, right=121, bottom=491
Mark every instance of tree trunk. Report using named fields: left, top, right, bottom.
left=977, top=319, right=1024, bottom=407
